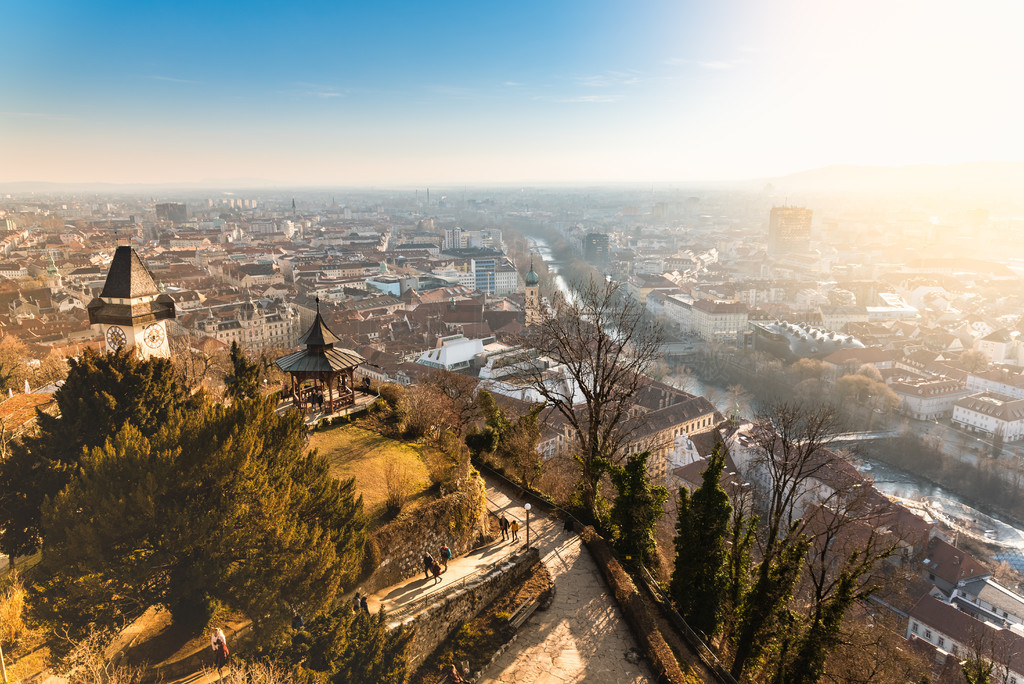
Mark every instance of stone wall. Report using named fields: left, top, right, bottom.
left=358, top=472, right=490, bottom=595
left=402, top=547, right=540, bottom=670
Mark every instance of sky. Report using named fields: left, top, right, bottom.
left=2, top=0, right=1023, bottom=185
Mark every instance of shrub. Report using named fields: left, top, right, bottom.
left=384, top=460, right=411, bottom=515
left=0, top=570, right=27, bottom=648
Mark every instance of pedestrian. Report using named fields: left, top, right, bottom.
left=431, top=560, right=442, bottom=583
left=499, top=515, right=508, bottom=540
left=510, top=519, right=519, bottom=541
left=447, top=663, right=465, bottom=683
left=361, top=595, right=370, bottom=614
left=440, top=543, right=452, bottom=571
left=423, top=552, right=434, bottom=580
left=353, top=592, right=361, bottom=612
left=211, top=628, right=229, bottom=675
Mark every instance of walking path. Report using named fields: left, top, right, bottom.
left=365, top=474, right=653, bottom=682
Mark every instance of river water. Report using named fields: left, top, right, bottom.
left=526, top=234, right=1024, bottom=550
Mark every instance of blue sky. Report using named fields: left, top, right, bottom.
left=3, top=1, right=1022, bottom=184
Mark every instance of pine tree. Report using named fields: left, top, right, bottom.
left=277, top=606, right=410, bottom=684
left=609, top=451, right=667, bottom=567
left=0, top=348, right=190, bottom=556
left=38, top=394, right=366, bottom=639
left=669, top=444, right=732, bottom=638
left=224, top=341, right=261, bottom=401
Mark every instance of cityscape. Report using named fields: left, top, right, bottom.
left=1, top=1, right=1023, bottom=684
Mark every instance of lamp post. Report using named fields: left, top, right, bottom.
left=524, top=503, right=531, bottom=549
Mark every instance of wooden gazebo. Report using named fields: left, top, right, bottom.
left=275, top=301, right=365, bottom=414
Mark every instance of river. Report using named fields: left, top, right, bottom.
left=525, top=234, right=1024, bottom=553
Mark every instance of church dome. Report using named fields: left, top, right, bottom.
left=525, top=262, right=539, bottom=286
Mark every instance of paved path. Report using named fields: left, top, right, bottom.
left=477, top=480, right=653, bottom=683
left=365, top=473, right=653, bottom=682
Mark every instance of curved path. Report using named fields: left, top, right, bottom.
left=365, top=473, right=653, bottom=682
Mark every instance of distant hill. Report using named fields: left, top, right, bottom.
left=767, top=161, right=1024, bottom=194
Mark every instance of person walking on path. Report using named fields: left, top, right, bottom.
left=211, top=628, right=230, bottom=675
left=353, top=592, right=361, bottom=612
left=447, top=663, right=466, bottom=683
left=440, top=543, right=452, bottom=571
left=499, top=515, right=509, bottom=541
left=431, top=559, right=442, bottom=584
left=510, top=519, right=519, bottom=541
left=423, top=552, right=434, bottom=580
left=361, top=595, right=370, bottom=614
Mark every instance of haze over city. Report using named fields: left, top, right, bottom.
left=5, top=2, right=1024, bottom=683
left=4, top=0, right=1023, bottom=186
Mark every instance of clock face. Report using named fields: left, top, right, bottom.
left=106, top=325, right=127, bottom=351
left=143, top=323, right=166, bottom=349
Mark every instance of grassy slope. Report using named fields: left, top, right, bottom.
left=307, top=424, right=431, bottom=522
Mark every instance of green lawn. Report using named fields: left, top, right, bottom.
left=308, top=424, right=431, bottom=521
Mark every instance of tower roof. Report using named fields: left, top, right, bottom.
left=298, top=311, right=342, bottom=347
left=525, top=260, right=539, bottom=286
left=99, top=246, right=162, bottom=299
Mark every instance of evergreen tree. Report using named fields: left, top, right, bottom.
left=730, top=523, right=810, bottom=680
left=669, top=444, right=732, bottom=638
left=608, top=451, right=667, bottom=567
left=224, top=341, right=261, bottom=401
left=781, top=569, right=856, bottom=684
left=962, top=656, right=994, bottom=684
left=0, top=348, right=190, bottom=556
left=278, top=606, right=410, bottom=684
left=478, top=390, right=544, bottom=488
left=723, top=497, right=756, bottom=641
left=38, top=394, right=366, bottom=639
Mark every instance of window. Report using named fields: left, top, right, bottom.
left=938, top=637, right=945, bottom=648
left=911, top=622, right=919, bottom=634
left=925, top=629, right=932, bottom=639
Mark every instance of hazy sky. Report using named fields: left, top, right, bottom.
left=3, top=0, right=1022, bottom=185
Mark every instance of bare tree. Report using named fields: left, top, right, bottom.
left=518, top=278, right=663, bottom=522
left=731, top=401, right=850, bottom=680
left=424, top=370, right=480, bottom=436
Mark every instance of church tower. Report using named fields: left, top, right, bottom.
left=87, top=245, right=176, bottom=359
left=524, top=259, right=541, bottom=326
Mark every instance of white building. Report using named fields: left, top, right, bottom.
left=890, top=377, right=969, bottom=420
left=952, top=392, right=1024, bottom=441
left=690, top=300, right=749, bottom=344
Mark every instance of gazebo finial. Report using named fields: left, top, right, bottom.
left=315, top=296, right=320, bottom=314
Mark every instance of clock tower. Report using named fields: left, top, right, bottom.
left=87, top=245, right=176, bottom=359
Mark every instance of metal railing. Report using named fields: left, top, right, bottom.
left=386, top=545, right=525, bottom=624
left=636, top=564, right=738, bottom=684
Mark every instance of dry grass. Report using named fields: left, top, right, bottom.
left=308, top=425, right=431, bottom=521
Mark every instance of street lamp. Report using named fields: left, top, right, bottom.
left=524, top=503, right=531, bottom=549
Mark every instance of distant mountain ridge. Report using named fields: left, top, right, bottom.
left=1, top=161, right=1022, bottom=194
left=768, top=161, right=1024, bottom=193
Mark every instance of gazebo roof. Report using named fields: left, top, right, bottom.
left=275, top=347, right=365, bottom=374
left=275, top=299, right=364, bottom=374
left=298, top=310, right=341, bottom=346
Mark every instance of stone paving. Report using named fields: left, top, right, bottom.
left=478, top=481, right=653, bottom=683
left=365, top=473, right=654, bottom=681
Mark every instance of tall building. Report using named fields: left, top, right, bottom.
left=583, top=233, right=609, bottom=263
left=155, top=202, right=188, bottom=224
left=443, top=227, right=462, bottom=250
left=87, top=245, right=177, bottom=359
left=768, top=206, right=812, bottom=256
left=524, top=261, right=541, bottom=326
